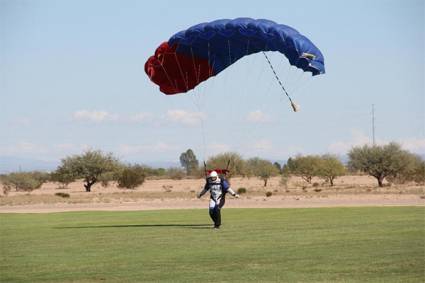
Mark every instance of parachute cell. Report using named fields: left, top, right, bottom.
left=145, top=18, right=325, bottom=95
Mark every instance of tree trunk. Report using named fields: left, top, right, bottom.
left=263, top=178, right=268, bottom=187
left=84, top=178, right=96, bottom=192
left=330, top=177, right=334, bottom=186
left=377, top=176, right=384, bottom=187
left=84, top=183, right=91, bottom=192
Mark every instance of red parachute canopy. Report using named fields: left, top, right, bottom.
left=144, top=42, right=213, bottom=94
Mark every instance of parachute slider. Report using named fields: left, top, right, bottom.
left=262, top=52, right=299, bottom=113
left=291, top=101, right=299, bottom=112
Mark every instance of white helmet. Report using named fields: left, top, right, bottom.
left=208, top=171, right=218, bottom=179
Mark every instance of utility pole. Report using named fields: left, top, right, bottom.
left=372, top=104, right=376, bottom=146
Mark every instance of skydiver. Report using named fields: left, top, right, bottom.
left=197, top=171, right=239, bottom=229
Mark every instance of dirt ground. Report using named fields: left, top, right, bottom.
left=0, top=175, right=423, bottom=213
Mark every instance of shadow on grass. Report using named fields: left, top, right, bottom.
left=55, top=224, right=213, bottom=230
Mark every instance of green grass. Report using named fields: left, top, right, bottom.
left=0, top=207, right=423, bottom=282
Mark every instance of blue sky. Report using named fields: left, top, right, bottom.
left=1, top=0, right=424, bottom=167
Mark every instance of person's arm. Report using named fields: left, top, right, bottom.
left=227, top=187, right=239, bottom=198
left=221, top=179, right=239, bottom=198
left=197, top=183, right=209, bottom=198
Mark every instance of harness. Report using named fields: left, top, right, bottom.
left=207, top=179, right=229, bottom=202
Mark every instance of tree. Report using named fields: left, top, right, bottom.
left=316, top=155, right=346, bottom=186
left=246, top=157, right=279, bottom=186
left=348, top=143, right=413, bottom=187
left=273, top=162, right=282, bottom=174
left=50, top=166, right=75, bottom=189
left=179, top=149, right=199, bottom=175
left=54, top=150, right=121, bottom=192
left=286, top=155, right=322, bottom=184
left=206, top=152, right=246, bottom=177
left=386, top=154, right=425, bottom=185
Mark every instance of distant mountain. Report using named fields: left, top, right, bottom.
left=0, top=156, right=59, bottom=173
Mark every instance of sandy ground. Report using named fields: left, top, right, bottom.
left=0, top=176, right=423, bottom=213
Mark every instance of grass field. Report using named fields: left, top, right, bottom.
left=0, top=207, right=424, bottom=282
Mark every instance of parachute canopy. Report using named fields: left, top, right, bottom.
left=145, top=18, right=325, bottom=95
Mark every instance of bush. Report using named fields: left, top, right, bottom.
left=386, top=155, right=425, bottom=185
left=2, top=171, right=49, bottom=192
left=280, top=175, right=289, bottom=188
left=166, top=167, right=185, bottom=180
left=162, top=185, right=173, bottom=192
left=265, top=191, right=273, bottom=197
left=55, top=192, right=70, bottom=198
left=50, top=169, right=75, bottom=189
left=141, top=167, right=167, bottom=177
left=206, top=152, right=246, bottom=177
left=237, top=187, right=247, bottom=194
left=99, top=171, right=119, bottom=188
left=117, top=165, right=146, bottom=189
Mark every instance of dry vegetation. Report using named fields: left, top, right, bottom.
left=0, top=175, right=423, bottom=212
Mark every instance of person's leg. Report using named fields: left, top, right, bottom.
left=209, top=199, right=222, bottom=228
left=218, top=196, right=226, bottom=209
left=214, top=197, right=225, bottom=228
left=209, top=199, right=218, bottom=226
left=215, top=207, right=221, bottom=228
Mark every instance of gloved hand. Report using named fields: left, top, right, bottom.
left=234, top=194, right=240, bottom=198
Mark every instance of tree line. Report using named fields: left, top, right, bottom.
left=0, top=142, right=424, bottom=194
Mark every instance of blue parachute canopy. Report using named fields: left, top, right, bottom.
left=169, top=17, right=325, bottom=76
left=145, top=18, right=325, bottom=94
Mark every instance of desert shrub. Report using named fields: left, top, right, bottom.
left=312, top=182, right=320, bottom=187
left=2, top=171, right=48, bottom=192
left=141, top=167, right=166, bottom=177
left=237, top=187, right=247, bottom=194
left=50, top=169, right=75, bottom=189
left=265, top=191, right=273, bottom=197
left=206, top=152, right=246, bottom=177
left=386, top=155, right=425, bottom=185
left=116, top=165, right=146, bottom=189
left=162, top=185, right=173, bottom=192
left=280, top=174, right=289, bottom=188
left=55, top=192, right=70, bottom=198
left=166, top=167, right=185, bottom=180
left=99, top=171, right=120, bottom=188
